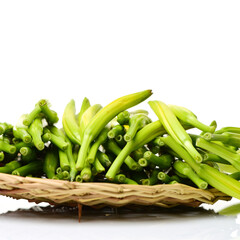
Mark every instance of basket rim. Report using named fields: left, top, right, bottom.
left=0, top=172, right=231, bottom=208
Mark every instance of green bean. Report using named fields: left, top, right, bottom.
left=169, top=104, right=216, bottom=133
left=12, top=161, right=42, bottom=176
left=114, top=174, right=126, bottom=183
left=43, top=147, right=59, bottom=179
left=23, top=104, right=42, bottom=126
left=138, top=158, right=149, bottom=167
left=20, top=146, right=37, bottom=162
left=80, top=164, right=92, bottom=182
left=142, top=168, right=159, bottom=185
left=173, top=160, right=208, bottom=189
left=157, top=172, right=171, bottom=183
left=76, top=90, right=152, bottom=171
left=104, top=139, right=139, bottom=171
left=123, top=177, right=138, bottom=185
left=149, top=100, right=202, bottom=162
left=143, top=151, right=173, bottom=170
left=87, top=127, right=109, bottom=164
left=108, top=124, right=125, bottom=139
left=0, top=160, right=21, bottom=173
left=75, top=174, right=83, bottom=182
left=203, top=152, right=230, bottom=165
left=27, top=118, right=44, bottom=150
left=44, top=129, right=69, bottom=151
left=42, top=132, right=52, bottom=143
left=106, top=120, right=165, bottom=180
left=0, top=138, right=16, bottom=154
left=161, top=135, right=240, bottom=199
left=13, top=127, right=32, bottom=143
left=0, top=151, right=4, bottom=162
left=117, top=111, right=130, bottom=125
left=62, top=170, right=70, bottom=180
left=196, top=137, right=240, bottom=171
left=62, top=99, right=82, bottom=145
left=215, top=127, right=240, bottom=134
left=0, top=122, right=12, bottom=135
left=77, top=97, right=91, bottom=125
left=92, top=157, right=105, bottom=174
left=124, top=114, right=151, bottom=142
left=58, top=149, right=70, bottom=172
left=38, top=99, right=59, bottom=124
left=96, top=150, right=112, bottom=168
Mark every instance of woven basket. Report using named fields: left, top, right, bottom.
left=0, top=173, right=231, bottom=209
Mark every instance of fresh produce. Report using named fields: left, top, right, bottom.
left=0, top=90, right=240, bottom=201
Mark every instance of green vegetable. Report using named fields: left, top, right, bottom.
left=0, top=160, right=21, bottom=173
left=107, top=124, right=125, bottom=139
left=161, top=135, right=240, bottom=199
left=43, top=147, right=59, bottom=179
left=12, top=161, right=42, bottom=176
left=149, top=100, right=202, bottom=162
left=0, top=138, right=16, bottom=154
left=173, top=160, right=208, bottom=189
left=104, top=139, right=139, bottom=171
left=117, top=111, right=130, bottom=125
left=23, top=104, right=42, bottom=126
left=58, top=149, right=70, bottom=172
left=13, top=127, right=32, bottom=143
left=62, top=99, right=81, bottom=145
left=77, top=97, right=91, bottom=126
left=76, top=90, right=153, bottom=171
left=87, top=127, right=109, bottom=164
left=196, top=137, right=240, bottom=171
left=169, top=104, right=216, bottom=133
left=38, top=99, right=59, bottom=124
left=124, top=114, right=152, bottom=142
left=106, top=120, right=165, bottom=180
left=143, top=151, right=173, bottom=170
left=27, top=118, right=45, bottom=151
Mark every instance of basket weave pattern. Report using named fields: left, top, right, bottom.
left=0, top=173, right=230, bottom=208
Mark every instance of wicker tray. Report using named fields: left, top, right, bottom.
left=0, top=173, right=231, bottom=209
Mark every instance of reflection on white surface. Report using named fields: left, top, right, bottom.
left=0, top=195, right=240, bottom=240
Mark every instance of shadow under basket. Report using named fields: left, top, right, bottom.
left=0, top=173, right=231, bottom=220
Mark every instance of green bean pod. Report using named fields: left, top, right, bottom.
left=77, top=97, right=91, bottom=126
left=0, top=139, right=16, bottom=154
left=161, top=135, right=240, bottom=200
left=0, top=160, right=21, bottom=173
left=13, top=127, right=32, bottom=143
left=104, top=139, right=139, bottom=171
left=117, top=111, right=130, bottom=125
left=196, top=137, right=240, bottom=171
left=62, top=99, right=82, bottom=145
left=27, top=118, right=45, bottom=151
left=169, top=104, right=216, bottom=133
left=76, top=90, right=153, bottom=171
left=106, top=120, right=165, bottom=180
left=149, top=100, right=202, bottom=162
left=124, top=114, right=152, bottom=142
left=43, top=147, right=59, bottom=179
left=20, top=146, right=37, bottom=162
left=38, top=99, right=59, bottom=124
left=12, top=161, right=42, bottom=176
left=173, top=160, right=208, bottom=189
left=59, top=149, right=70, bottom=172
left=23, top=104, right=42, bottom=126
left=87, top=127, right=109, bottom=164
left=143, top=151, right=173, bottom=170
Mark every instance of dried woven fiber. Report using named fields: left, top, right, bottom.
left=0, top=173, right=231, bottom=208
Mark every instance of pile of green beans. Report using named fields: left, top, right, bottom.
left=1, top=90, right=240, bottom=201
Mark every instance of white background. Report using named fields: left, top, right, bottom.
left=0, top=1, right=240, bottom=239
